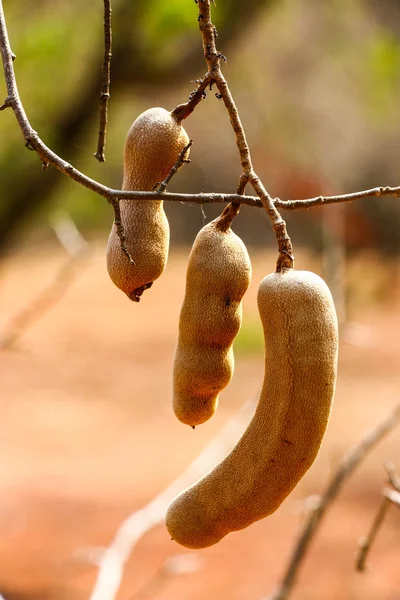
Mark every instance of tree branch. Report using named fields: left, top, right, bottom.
left=156, top=140, right=193, bottom=193
left=94, top=0, right=112, bottom=162
left=267, top=402, right=400, bottom=600
left=384, top=487, right=400, bottom=507
left=356, top=495, right=392, bottom=573
left=190, top=0, right=294, bottom=272
left=385, top=461, right=400, bottom=492
left=356, top=463, right=400, bottom=573
left=109, top=199, right=135, bottom=265
left=0, top=0, right=400, bottom=252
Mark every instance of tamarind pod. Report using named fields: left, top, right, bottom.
left=166, top=269, right=338, bottom=548
left=173, top=217, right=252, bottom=426
left=107, top=107, right=189, bottom=302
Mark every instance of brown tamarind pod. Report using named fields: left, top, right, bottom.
left=107, top=107, right=189, bottom=302
left=166, top=269, right=338, bottom=548
left=172, top=213, right=252, bottom=427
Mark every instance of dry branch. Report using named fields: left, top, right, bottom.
left=190, top=0, right=294, bottom=272
left=156, top=140, right=193, bottom=193
left=356, top=463, right=400, bottom=572
left=109, top=198, right=135, bottom=265
left=94, top=0, right=112, bottom=162
left=384, top=487, right=400, bottom=507
left=89, top=398, right=256, bottom=600
left=0, top=1, right=399, bottom=255
left=356, top=495, right=392, bottom=573
left=267, top=403, right=400, bottom=600
left=385, top=461, right=400, bottom=492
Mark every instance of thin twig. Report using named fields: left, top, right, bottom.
left=171, top=73, right=213, bottom=122
left=267, top=402, right=400, bottom=600
left=192, top=0, right=294, bottom=272
left=356, top=495, right=392, bottom=573
left=385, top=462, right=400, bottom=492
left=0, top=214, right=88, bottom=350
left=384, top=487, right=400, bottom=507
left=0, top=6, right=399, bottom=218
left=89, top=398, right=256, bottom=600
left=94, top=0, right=112, bottom=162
left=356, top=480, right=400, bottom=573
left=156, top=140, right=193, bottom=193
left=109, top=198, right=135, bottom=265
left=1, top=1, right=400, bottom=270
left=215, top=175, right=247, bottom=232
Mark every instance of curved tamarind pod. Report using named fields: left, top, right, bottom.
left=107, top=107, right=189, bottom=302
left=173, top=215, right=252, bottom=427
left=166, top=269, right=338, bottom=548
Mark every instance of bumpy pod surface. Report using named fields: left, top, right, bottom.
left=173, top=217, right=252, bottom=427
left=166, top=269, right=338, bottom=548
left=107, top=107, right=189, bottom=301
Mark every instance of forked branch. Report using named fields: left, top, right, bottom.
left=356, top=463, right=400, bottom=573
left=187, top=0, right=294, bottom=272
left=0, top=0, right=399, bottom=257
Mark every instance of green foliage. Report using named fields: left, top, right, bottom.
left=143, top=0, right=198, bottom=41
left=365, top=32, right=400, bottom=121
left=8, top=2, right=101, bottom=121
left=234, top=319, right=264, bottom=356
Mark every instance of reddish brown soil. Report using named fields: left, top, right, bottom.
left=0, top=245, right=399, bottom=600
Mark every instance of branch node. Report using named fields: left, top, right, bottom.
left=24, top=138, right=35, bottom=151
left=385, top=461, right=400, bottom=491
left=272, top=220, right=295, bottom=272
left=0, top=95, right=13, bottom=110
left=94, top=151, right=105, bottom=163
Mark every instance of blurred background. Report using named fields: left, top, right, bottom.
left=0, top=0, right=399, bottom=599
